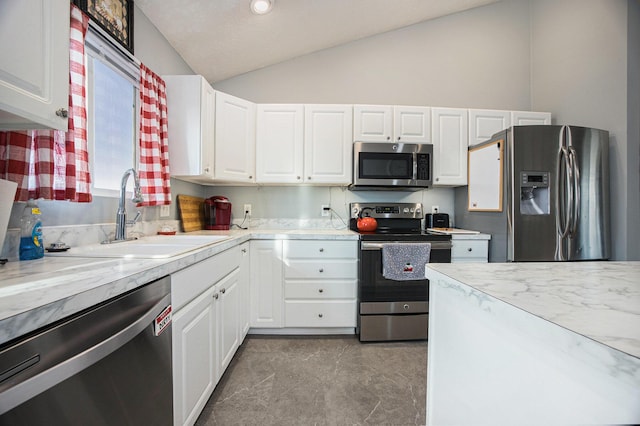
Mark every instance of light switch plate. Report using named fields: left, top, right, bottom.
left=160, top=205, right=170, bottom=217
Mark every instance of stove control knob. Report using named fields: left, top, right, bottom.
left=416, top=208, right=422, bottom=214
left=403, top=207, right=409, bottom=213
left=410, top=208, right=415, bottom=213
left=351, top=207, right=360, bottom=218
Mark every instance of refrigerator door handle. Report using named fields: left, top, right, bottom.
left=568, top=146, right=580, bottom=237
left=555, top=146, right=572, bottom=239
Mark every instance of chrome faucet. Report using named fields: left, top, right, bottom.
left=114, top=168, right=144, bottom=241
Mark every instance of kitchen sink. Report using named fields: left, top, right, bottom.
left=47, top=234, right=231, bottom=259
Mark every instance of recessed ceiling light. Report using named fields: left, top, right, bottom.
left=250, top=0, right=273, bottom=15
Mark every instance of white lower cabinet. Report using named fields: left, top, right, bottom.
left=451, top=237, right=490, bottom=263
left=171, top=246, right=244, bottom=426
left=283, top=240, right=357, bottom=328
left=250, top=240, right=283, bottom=328
left=239, top=242, right=251, bottom=338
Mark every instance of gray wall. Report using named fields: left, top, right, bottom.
left=214, top=0, right=532, bottom=109
left=529, top=0, right=639, bottom=260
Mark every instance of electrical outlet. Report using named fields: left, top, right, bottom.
left=321, top=205, right=330, bottom=217
left=431, top=205, right=439, bottom=214
left=243, top=204, right=252, bottom=216
left=160, top=205, right=170, bottom=217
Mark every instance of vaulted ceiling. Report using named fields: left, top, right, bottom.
left=136, top=0, right=501, bottom=83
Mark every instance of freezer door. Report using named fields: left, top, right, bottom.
left=564, top=126, right=610, bottom=260
left=509, top=126, right=563, bottom=261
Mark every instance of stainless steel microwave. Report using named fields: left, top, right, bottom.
left=350, top=142, right=433, bottom=190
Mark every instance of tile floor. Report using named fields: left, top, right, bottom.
left=195, top=335, right=427, bottom=425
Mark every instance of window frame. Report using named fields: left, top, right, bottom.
left=84, top=23, right=140, bottom=198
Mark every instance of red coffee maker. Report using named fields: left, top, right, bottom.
left=204, top=196, right=232, bottom=230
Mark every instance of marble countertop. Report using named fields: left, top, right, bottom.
left=426, top=262, right=640, bottom=359
left=0, top=228, right=358, bottom=346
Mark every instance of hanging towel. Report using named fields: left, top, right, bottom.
left=382, top=243, right=431, bottom=281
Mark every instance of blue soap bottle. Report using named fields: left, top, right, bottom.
left=19, top=199, right=44, bottom=260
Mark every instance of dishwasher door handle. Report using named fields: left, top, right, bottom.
left=0, top=292, right=171, bottom=415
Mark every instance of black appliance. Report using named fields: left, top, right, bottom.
left=350, top=202, right=451, bottom=342
left=350, top=142, right=433, bottom=190
left=426, top=213, right=450, bottom=229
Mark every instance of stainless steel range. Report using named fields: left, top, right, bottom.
left=350, top=202, right=452, bottom=342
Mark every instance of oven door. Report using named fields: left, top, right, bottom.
left=358, top=240, right=451, bottom=303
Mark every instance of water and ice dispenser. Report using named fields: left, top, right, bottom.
left=520, top=172, right=550, bottom=215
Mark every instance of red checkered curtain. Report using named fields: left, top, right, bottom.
left=0, top=4, right=91, bottom=202
left=137, top=63, right=171, bottom=206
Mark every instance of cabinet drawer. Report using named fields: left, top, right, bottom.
left=283, top=240, right=357, bottom=259
left=284, top=260, right=357, bottom=279
left=451, top=240, right=488, bottom=262
left=172, top=246, right=241, bottom=311
left=284, top=280, right=357, bottom=300
left=285, top=301, right=356, bottom=327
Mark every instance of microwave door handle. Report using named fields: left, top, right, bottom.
left=412, top=153, right=418, bottom=180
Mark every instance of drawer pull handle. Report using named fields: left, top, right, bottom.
left=318, top=289, right=324, bottom=293
left=318, top=313, right=323, bottom=318
left=319, top=268, right=324, bottom=273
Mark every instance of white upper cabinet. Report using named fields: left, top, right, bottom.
left=164, top=75, right=216, bottom=181
left=0, top=0, right=69, bottom=131
left=215, top=91, right=256, bottom=182
left=468, top=109, right=511, bottom=147
left=353, top=105, right=393, bottom=142
left=256, top=104, right=304, bottom=183
left=393, top=106, right=431, bottom=143
left=304, top=105, right=353, bottom=184
left=431, top=107, right=468, bottom=186
left=511, top=111, right=552, bottom=126
left=354, top=105, right=430, bottom=143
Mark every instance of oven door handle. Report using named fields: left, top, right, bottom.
left=361, top=241, right=452, bottom=250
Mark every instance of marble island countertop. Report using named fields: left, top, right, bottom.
left=426, top=261, right=640, bottom=359
left=0, top=228, right=358, bottom=346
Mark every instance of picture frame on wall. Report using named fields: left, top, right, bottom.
left=74, top=0, right=134, bottom=53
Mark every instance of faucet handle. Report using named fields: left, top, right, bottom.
left=127, top=210, right=142, bottom=225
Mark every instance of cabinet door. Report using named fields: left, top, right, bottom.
left=164, top=75, right=215, bottom=179
left=353, top=105, right=393, bottom=142
left=431, top=107, right=468, bottom=186
left=217, top=269, right=240, bottom=374
left=250, top=240, right=283, bottom=328
left=0, top=0, right=69, bottom=130
left=215, top=91, right=256, bottom=182
left=256, top=104, right=304, bottom=183
left=393, top=106, right=431, bottom=143
left=468, top=109, right=510, bottom=147
left=239, top=242, right=251, bottom=338
left=511, top=111, right=551, bottom=126
left=172, top=288, right=217, bottom=426
left=304, top=105, right=353, bottom=184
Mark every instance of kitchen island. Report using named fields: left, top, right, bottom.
left=425, top=262, right=640, bottom=425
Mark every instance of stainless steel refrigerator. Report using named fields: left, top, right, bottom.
left=455, top=125, right=610, bottom=262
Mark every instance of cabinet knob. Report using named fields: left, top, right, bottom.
left=307, top=176, right=311, bottom=180
left=386, top=136, right=391, bottom=140
left=468, top=248, right=473, bottom=252
left=319, top=268, right=324, bottom=273
left=248, top=175, right=253, bottom=179
left=221, top=288, right=226, bottom=294
left=319, top=248, right=324, bottom=252
left=318, top=289, right=324, bottom=293
left=318, top=313, right=323, bottom=318
left=241, top=248, right=247, bottom=253
left=204, top=167, right=210, bottom=173
left=55, top=108, right=68, bottom=118
left=297, top=176, right=301, bottom=180
left=436, top=177, right=440, bottom=182
left=213, top=293, right=219, bottom=299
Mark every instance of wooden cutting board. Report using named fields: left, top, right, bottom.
left=177, top=195, right=205, bottom=232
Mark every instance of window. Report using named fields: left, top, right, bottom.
left=85, top=26, right=140, bottom=197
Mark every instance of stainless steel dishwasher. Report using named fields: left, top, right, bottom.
left=0, top=275, right=173, bottom=425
